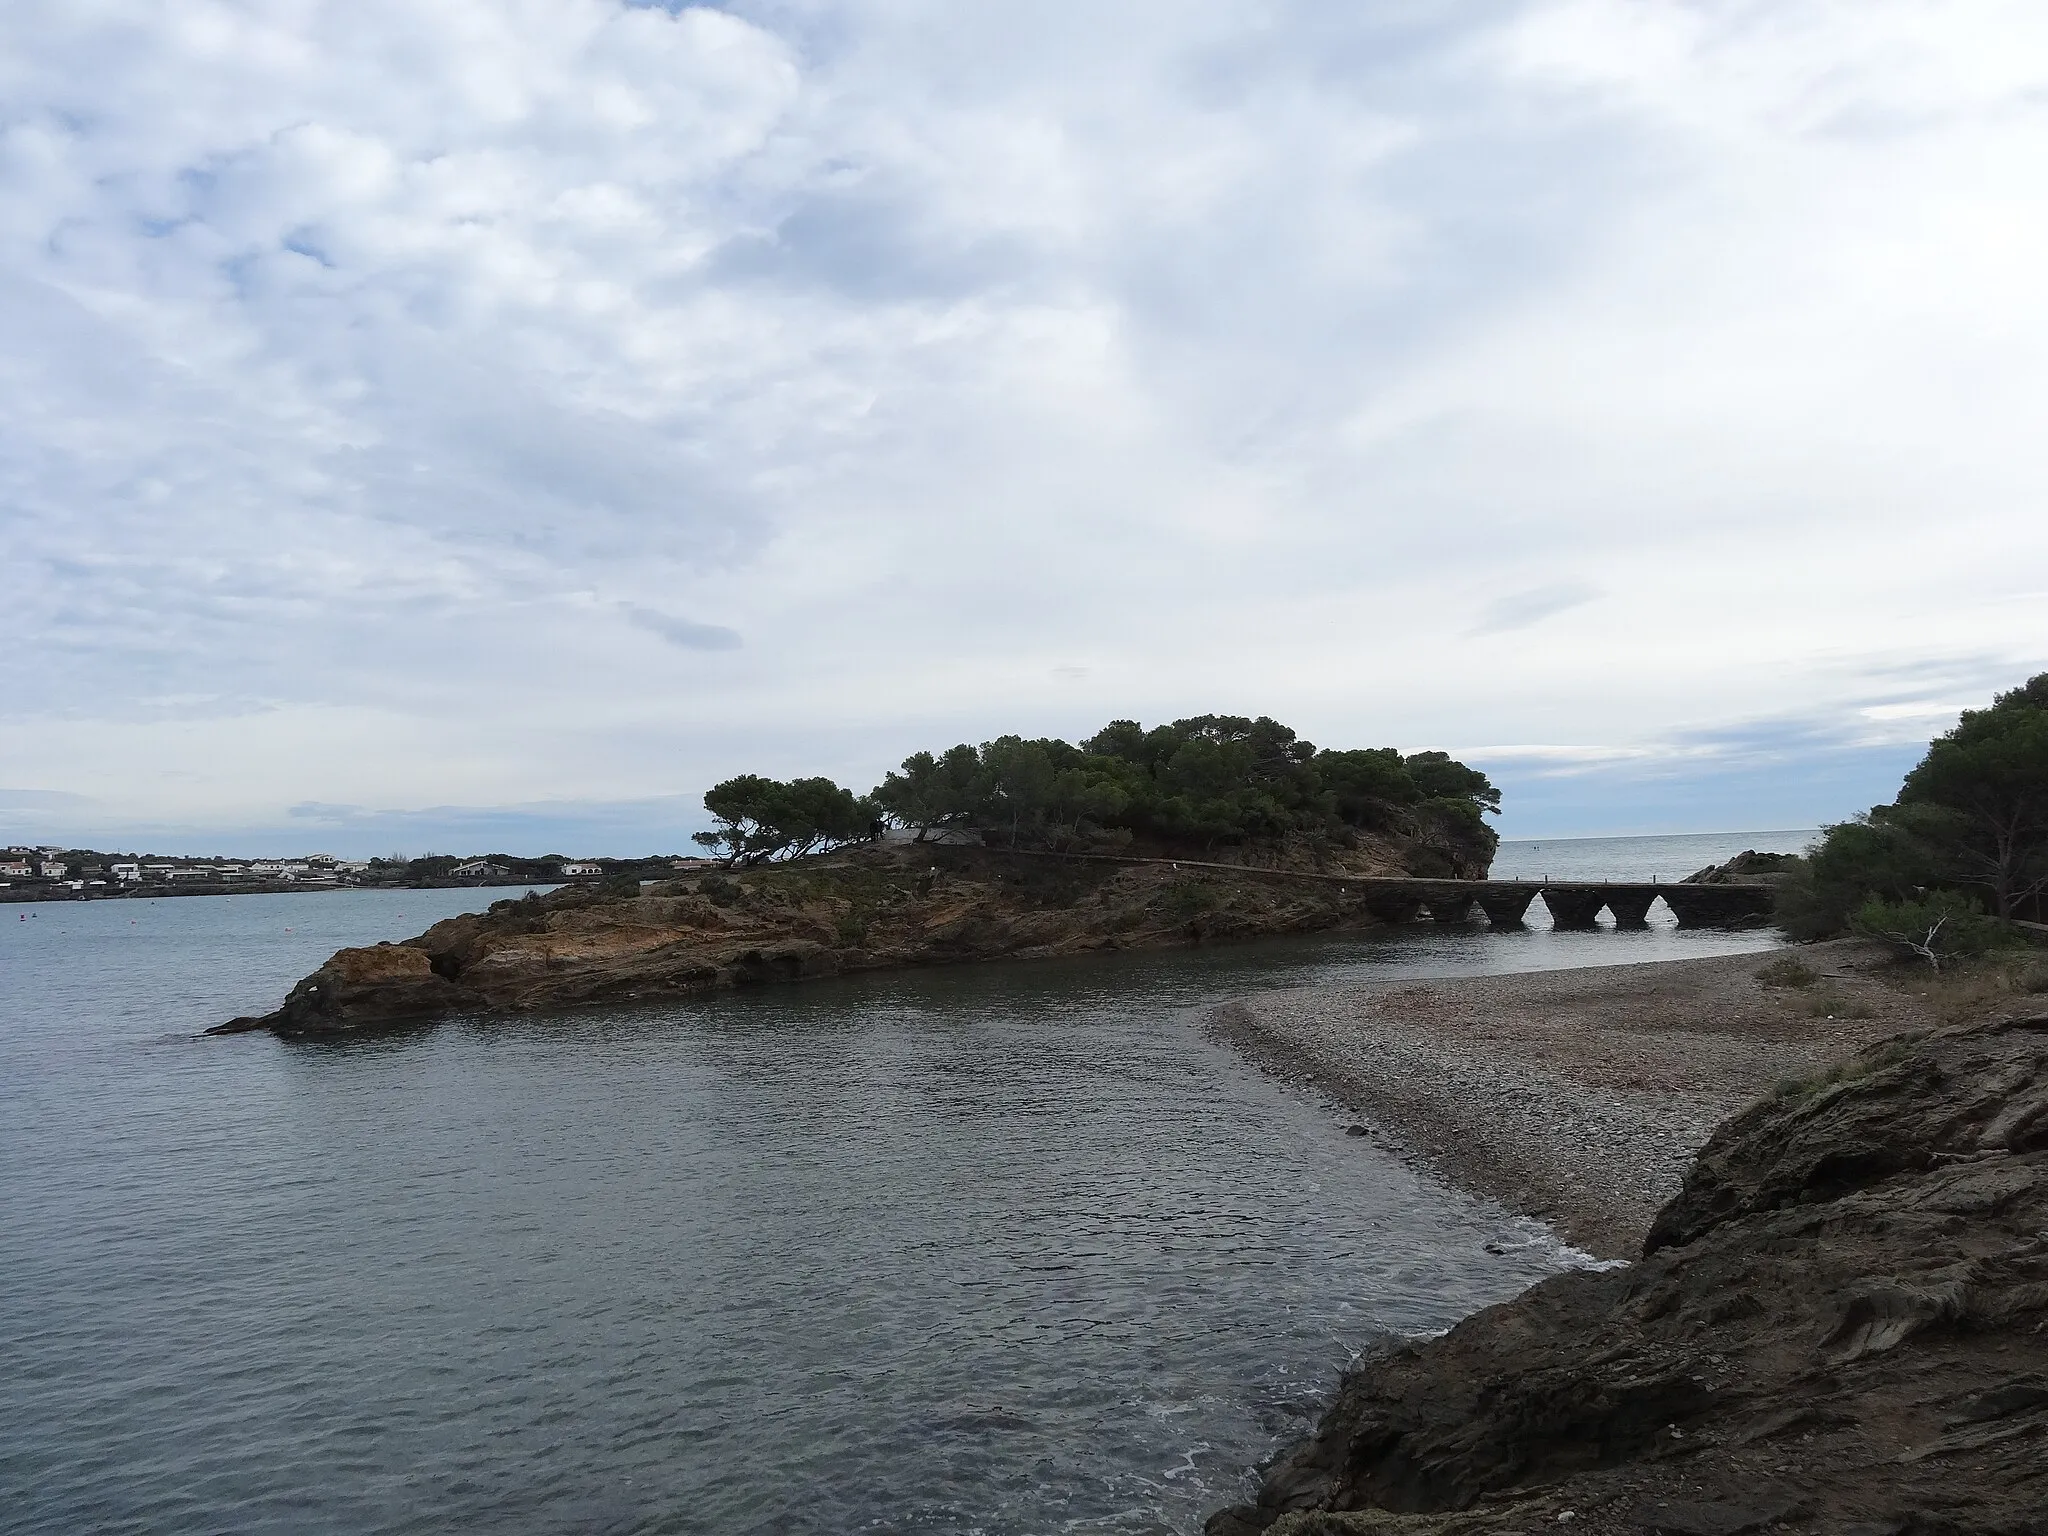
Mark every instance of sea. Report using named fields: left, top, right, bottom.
left=0, top=831, right=1806, bottom=1535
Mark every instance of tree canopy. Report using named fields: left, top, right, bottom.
left=1895, top=674, right=2048, bottom=919
left=693, top=775, right=877, bottom=866
left=1782, top=673, right=2048, bottom=937
left=690, top=713, right=1502, bottom=871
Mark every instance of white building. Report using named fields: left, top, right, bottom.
left=39, top=860, right=69, bottom=878
left=0, top=862, right=32, bottom=878
left=557, top=862, right=603, bottom=877
left=451, top=860, right=507, bottom=878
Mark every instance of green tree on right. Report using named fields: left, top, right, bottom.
left=1781, top=673, right=2048, bottom=958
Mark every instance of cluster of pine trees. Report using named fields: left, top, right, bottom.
left=690, top=714, right=1500, bottom=871
left=1781, top=672, right=2048, bottom=962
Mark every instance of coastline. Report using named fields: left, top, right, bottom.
left=0, top=878, right=562, bottom=905
left=1205, top=940, right=1913, bottom=1257
left=209, top=843, right=1414, bottom=1035
left=1203, top=949, right=2048, bottom=1534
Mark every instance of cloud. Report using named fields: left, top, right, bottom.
left=2, top=0, right=2046, bottom=848
left=0, top=787, right=93, bottom=814
left=1469, top=581, right=1601, bottom=635
left=1470, top=707, right=1939, bottom=838
left=623, top=606, right=743, bottom=651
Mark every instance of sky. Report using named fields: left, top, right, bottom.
left=3, top=0, right=2045, bottom=856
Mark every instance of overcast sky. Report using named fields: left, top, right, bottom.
left=3, top=0, right=2045, bottom=856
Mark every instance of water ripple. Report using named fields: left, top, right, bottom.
left=1, top=887, right=1777, bottom=1534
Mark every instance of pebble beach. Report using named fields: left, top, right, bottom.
left=1207, top=938, right=1916, bottom=1256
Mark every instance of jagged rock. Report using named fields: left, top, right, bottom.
left=212, top=843, right=1427, bottom=1037
left=1682, top=851, right=1801, bottom=886
left=234, top=942, right=470, bottom=1036
left=1208, top=1016, right=2048, bottom=1536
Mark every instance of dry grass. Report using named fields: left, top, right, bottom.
left=1898, top=949, right=2048, bottom=1025
left=1798, top=983, right=1877, bottom=1021
left=1755, top=954, right=1819, bottom=990
left=1773, top=1036, right=1920, bottom=1100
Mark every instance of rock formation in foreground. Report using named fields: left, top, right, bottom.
left=212, top=841, right=1412, bottom=1035
left=1207, top=1012, right=2048, bottom=1535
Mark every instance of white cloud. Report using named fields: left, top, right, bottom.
left=1, top=0, right=2045, bottom=849
left=1470, top=581, right=1601, bottom=635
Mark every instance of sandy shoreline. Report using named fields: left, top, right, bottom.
left=1206, top=938, right=1918, bottom=1256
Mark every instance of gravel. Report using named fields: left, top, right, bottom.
left=1205, top=939, right=1915, bottom=1257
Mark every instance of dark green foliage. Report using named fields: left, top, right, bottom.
left=1161, top=877, right=1221, bottom=919
left=1896, top=676, right=2048, bottom=919
left=1851, top=892, right=2007, bottom=970
left=873, top=744, right=984, bottom=839
left=693, top=774, right=877, bottom=866
left=1775, top=810, right=1941, bottom=940
left=1315, top=748, right=1417, bottom=828
left=706, top=715, right=1500, bottom=870
left=1083, top=715, right=1321, bottom=845
left=864, top=714, right=1497, bottom=866
left=1402, top=750, right=1502, bottom=813
left=1786, top=672, right=2048, bottom=937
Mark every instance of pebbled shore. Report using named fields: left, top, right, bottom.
left=1204, top=952, right=2048, bottom=1535
left=1205, top=941, right=1913, bottom=1258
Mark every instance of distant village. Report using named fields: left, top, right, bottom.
left=0, top=848, right=717, bottom=902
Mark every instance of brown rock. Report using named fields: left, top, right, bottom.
left=1209, top=1016, right=2048, bottom=1536
left=213, top=843, right=1416, bottom=1036
left=207, top=941, right=470, bottom=1035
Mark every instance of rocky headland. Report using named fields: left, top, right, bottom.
left=1207, top=955, right=2048, bottom=1536
left=211, top=837, right=1427, bottom=1036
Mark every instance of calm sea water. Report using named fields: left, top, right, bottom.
left=1491, top=828, right=1817, bottom=884
left=1, top=857, right=1789, bottom=1535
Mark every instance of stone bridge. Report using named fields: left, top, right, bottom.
left=977, top=849, right=1778, bottom=929
left=1350, top=878, right=1775, bottom=929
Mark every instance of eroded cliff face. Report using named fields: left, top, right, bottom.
left=213, top=841, right=1410, bottom=1036
left=1207, top=1014, right=2048, bottom=1536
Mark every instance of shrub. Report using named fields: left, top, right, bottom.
left=1775, top=816, right=1938, bottom=940
left=1850, top=892, right=2004, bottom=970
left=1774, top=1038, right=1918, bottom=1098
left=1755, top=954, right=1819, bottom=989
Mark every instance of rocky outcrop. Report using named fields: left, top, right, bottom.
left=1208, top=1014, right=2048, bottom=1535
left=212, top=843, right=1409, bottom=1036
left=211, top=943, right=465, bottom=1033
left=1682, top=850, right=1802, bottom=886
